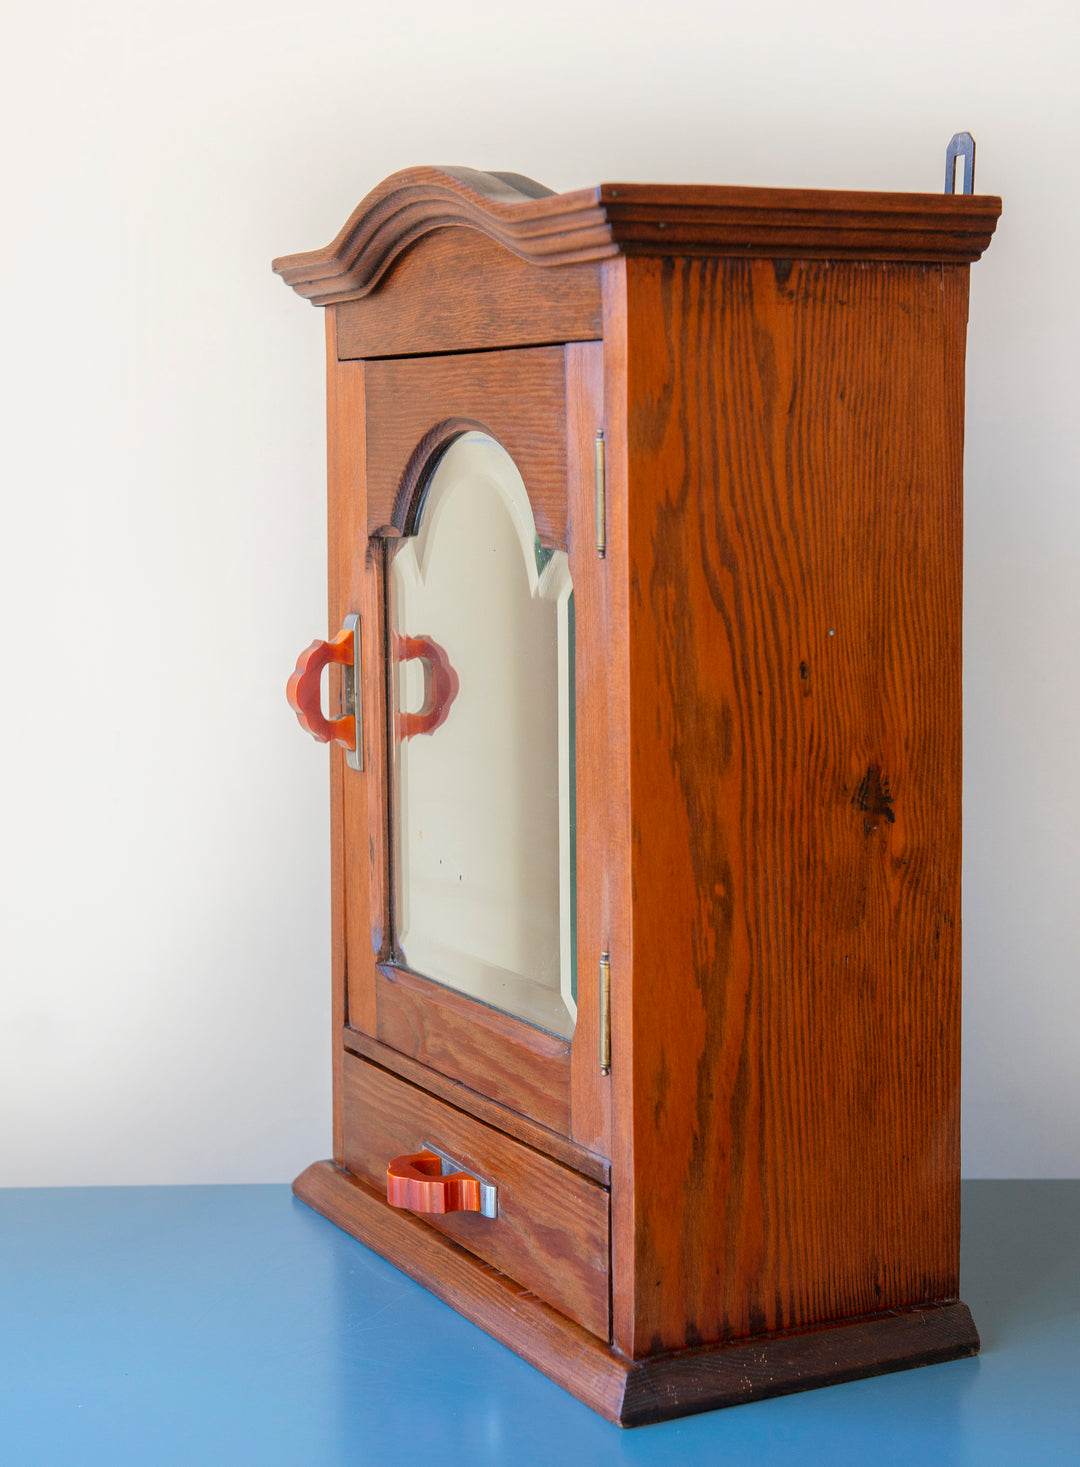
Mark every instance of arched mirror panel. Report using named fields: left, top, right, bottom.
left=389, top=431, right=576, bottom=1039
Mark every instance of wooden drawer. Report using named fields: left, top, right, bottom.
left=342, top=1053, right=610, bottom=1339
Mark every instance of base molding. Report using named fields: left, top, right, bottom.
left=293, top=1160, right=980, bottom=1427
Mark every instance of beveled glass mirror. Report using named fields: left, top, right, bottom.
left=390, top=431, right=576, bottom=1038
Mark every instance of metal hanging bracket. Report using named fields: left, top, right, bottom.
left=945, top=133, right=976, bottom=195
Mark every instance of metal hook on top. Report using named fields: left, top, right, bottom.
left=945, top=133, right=976, bottom=195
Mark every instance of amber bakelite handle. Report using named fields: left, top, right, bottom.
left=286, top=627, right=355, bottom=749
left=386, top=1151, right=483, bottom=1215
left=395, top=634, right=459, bottom=740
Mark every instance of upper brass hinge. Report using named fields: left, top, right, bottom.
left=594, top=430, right=606, bottom=558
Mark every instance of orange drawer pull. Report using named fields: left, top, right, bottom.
left=286, top=616, right=360, bottom=768
left=386, top=1149, right=497, bottom=1217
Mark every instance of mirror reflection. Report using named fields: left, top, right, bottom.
left=390, top=431, right=576, bottom=1038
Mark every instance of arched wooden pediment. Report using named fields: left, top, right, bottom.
left=271, top=166, right=612, bottom=308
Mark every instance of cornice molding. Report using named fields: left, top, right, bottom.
left=273, top=166, right=1002, bottom=306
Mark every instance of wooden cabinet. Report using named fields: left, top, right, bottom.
left=277, top=166, right=1000, bottom=1425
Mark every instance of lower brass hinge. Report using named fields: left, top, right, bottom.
left=599, top=950, right=611, bottom=1075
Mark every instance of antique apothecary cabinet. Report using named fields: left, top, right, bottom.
left=278, top=165, right=1000, bottom=1424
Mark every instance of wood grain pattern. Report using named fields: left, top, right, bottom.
left=375, top=966, right=571, bottom=1135
left=273, top=167, right=1001, bottom=307
left=564, top=341, right=613, bottom=1159
left=358, top=535, right=391, bottom=977
left=355, top=343, right=614, bottom=1144
left=273, top=167, right=610, bottom=303
left=335, top=228, right=602, bottom=359
left=295, top=1160, right=626, bottom=1416
left=599, top=257, right=638, bottom=1354
left=294, top=1160, right=979, bottom=1426
left=342, top=1025, right=609, bottom=1184
left=341, top=1054, right=609, bottom=1336
left=617, top=255, right=969, bottom=1357
left=598, top=182, right=1001, bottom=261
left=325, top=310, right=348, bottom=1160
left=616, top=1299, right=979, bottom=1425
left=323, top=321, right=375, bottom=1091
left=323, top=350, right=384, bottom=1038
left=363, top=347, right=568, bottom=542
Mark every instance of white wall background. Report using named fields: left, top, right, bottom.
left=1, top=0, right=1076, bottom=1184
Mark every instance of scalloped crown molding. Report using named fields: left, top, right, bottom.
left=272, top=166, right=1002, bottom=307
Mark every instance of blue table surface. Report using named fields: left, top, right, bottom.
left=1, top=1179, right=1076, bottom=1466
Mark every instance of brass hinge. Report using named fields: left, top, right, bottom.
left=594, top=430, right=606, bottom=558
left=598, top=950, right=611, bottom=1075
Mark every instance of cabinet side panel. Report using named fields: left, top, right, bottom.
left=623, top=256, right=968, bottom=1356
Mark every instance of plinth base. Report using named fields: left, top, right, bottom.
left=293, top=1160, right=980, bottom=1427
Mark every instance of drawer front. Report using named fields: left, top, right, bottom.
left=342, top=1053, right=610, bottom=1339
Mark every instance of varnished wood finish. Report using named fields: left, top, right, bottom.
left=363, top=347, right=568, bottom=542
left=354, top=341, right=612, bottom=1142
left=617, top=1300, right=978, bottom=1425
left=600, top=257, right=638, bottom=1354
left=564, top=340, right=614, bottom=1160
left=325, top=312, right=349, bottom=1158
left=596, top=182, right=1000, bottom=261
left=341, top=1055, right=609, bottom=1336
left=335, top=229, right=602, bottom=360
left=273, top=168, right=610, bottom=303
left=323, top=352, right=383, bottom=1037
left=358, top=533, right=391, bottom=982
left=272, top=167, right=1001, bottom=307
left=375, top=966, right=571, bottom=1136
left=295, top=1161, right=624, bottom=1415
left=324, top=324, right=374, bottom=1060
left=294, top=1161, right=979, bottom=1426
left=342, top=1025, right=609, bottom=1184
left=615, top=255, right=969, bottom=1358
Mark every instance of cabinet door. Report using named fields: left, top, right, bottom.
left=334, top=343, right=610, bottom=1155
